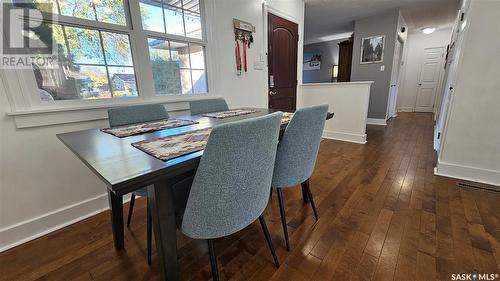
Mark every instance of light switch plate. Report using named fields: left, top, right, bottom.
left=380, top=65, right=385, bottom=71
left=254, top=60, right=265, bottom=70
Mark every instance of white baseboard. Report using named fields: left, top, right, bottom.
left=435, top=160, right=500, bottom=188
left=0, top=193, right=131, bottom=252
left=322, top=130, right=367, bottom=144
left=366, top=118, right=387, bottom=126
left=397, top=107, right=414, bottom=112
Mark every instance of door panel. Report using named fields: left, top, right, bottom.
left=415, top=47, right=445, bottom=112
left=268, top=13, right=298, bottom=111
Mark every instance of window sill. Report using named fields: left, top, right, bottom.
left=7, top=94, right=218, bottom=129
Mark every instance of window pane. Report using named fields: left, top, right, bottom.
left=180, top=69, right=192, bottom=94
left=108, top=67, right=138, bottom=97
left=164, top=5, right=185, bottom=36
left=182, top=0, right=200, bottom=13
left=65, top=27, right=105, bottom=64
left=95, top=0, right=127, bottom=25
left=140, top=1, right=165, bottom=33
left=164, top=0, right=182, bottom=8
left=148, top=38, right=182, bottom=95
left=58, top=0, right=126, bottom=25
left=191, top=70, right=207, bottom=93
left=32, top=23, right=139, bottom=101
left=189, top=44, right=205, bottom=69
left=170, top=41, right=189, bottom=68
left=184, top=11, right=201, bottom=39
left=75, top=65, right=111, bottom=99
left=101, top=32, right=133, bottom=66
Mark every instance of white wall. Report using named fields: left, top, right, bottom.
left=207, top=0, right=305, bottom=108
left=397, top=28, right=452, bottom=112
left=0, top=0, right=305, bottom=251
left=299, top=82, right=372, bottom=144
left=435, top=0, right=500, bottom=187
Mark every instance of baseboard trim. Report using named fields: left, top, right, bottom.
left=322, top=130, right=367, bottom=144
left=366, top=118, right=387, bottom=126
left=397, top=107, right=414, bottom=112
left=435, top=160, right=500, bottom=188
left=0, top=193, right=131, bottom=253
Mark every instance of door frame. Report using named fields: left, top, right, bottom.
left=413, top=46, right=446, bottom=112
left=386, top=36, right=405, bottom=120
left=264, top=4, right=302, bottom=109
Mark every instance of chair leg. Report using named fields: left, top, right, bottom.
left=147, top=201, right=152, bottom=266
left=126, top=194, right=136, bottom=228
left=276, top=189, right=290, bottom=251
left=207, top=239, right=220, bottom=281
left=304, top=179, right=319, bottom=221
left=259, top=215, right=280, bottom=268
left=300, top=182, right=309, bottom=203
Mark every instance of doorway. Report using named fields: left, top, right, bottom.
left=267, top=13, right=298, bottom=111
left=387, top=38, right=404, bottom=119
left=414, top=47, right=445, bottom=112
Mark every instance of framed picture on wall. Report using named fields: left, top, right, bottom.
left=360, top=35, right=385, bottom=64
left=303, top=51, right=322, bottom=70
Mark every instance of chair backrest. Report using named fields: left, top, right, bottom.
left=181, top=112, right=283, bottom=239
left=272, top=105, right=328, bottom=188
left=107, top=104, right=169, bottom=127
left=189, top=98, right=229, bottom=115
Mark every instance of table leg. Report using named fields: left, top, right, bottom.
left=148, top=180, right=179, bottom=281
left=107, top=190, right=124, bottom=250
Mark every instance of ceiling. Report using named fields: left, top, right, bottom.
left=304, top=0, right=460, bottom=44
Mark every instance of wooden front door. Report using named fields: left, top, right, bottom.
left=268, top=13, right=298, bottom=111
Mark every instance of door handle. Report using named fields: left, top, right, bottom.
left=418, top=83, right=422, bottom=86
left=269, top=90, right=277, bottom=96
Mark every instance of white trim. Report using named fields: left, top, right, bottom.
left=367, top=118, right=387, bottom=126
left=322, top=130, right=367, bottom=144
left=300, top=81, right=374, bottom=86
left=435, top=160, right=500, bottom=188
left=397, top=107, right=414, bottom=112
left=0, top=193, right=131, bottom=253
left=7, top=97, right=221, bottom=128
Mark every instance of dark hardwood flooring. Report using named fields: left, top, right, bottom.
left=1, top=113, right=499, bottom=281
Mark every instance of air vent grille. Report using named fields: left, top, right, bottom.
left=456, top=181, right=500, bottom=193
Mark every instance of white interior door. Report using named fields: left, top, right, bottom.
left=435, top=6, right=469, bottom=152
left=387, top=39, right=403, bottom=119
left=415, top=47, right=445, bottom=112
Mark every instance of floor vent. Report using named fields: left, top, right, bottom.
left=456, top=181, right=500, bottom=193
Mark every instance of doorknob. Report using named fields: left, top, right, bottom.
left=418, top=83, right=422, bottom=86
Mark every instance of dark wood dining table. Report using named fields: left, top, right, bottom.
left=57, top=108, right=333, bottom=281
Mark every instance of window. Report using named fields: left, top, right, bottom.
left=147, top=38, right=207, bottom=95
left=20, top=0, right=207, bottom=103
left=140, top=0, right=207, bottom=96
left=140, top=0, right=202, bottom=39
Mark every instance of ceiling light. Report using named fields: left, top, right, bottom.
left=421, top=27, right=436, bottom=34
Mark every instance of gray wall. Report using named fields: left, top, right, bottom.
left=303, top=38, right=348, bottom=83
left=351, top=9, right=400, bottom=119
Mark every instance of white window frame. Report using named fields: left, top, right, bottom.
left=3, top=0, right=211, bottom=113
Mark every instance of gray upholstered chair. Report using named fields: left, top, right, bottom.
left=271, top=104, right=328, bottom=251
left=107, top=103, right=169, bottom=265
left=172, top=112, right=283, bottom=281
left=189, top=98, right=229, bottom=115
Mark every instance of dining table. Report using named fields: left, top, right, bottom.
left=57, top=108, right=334, bottom=281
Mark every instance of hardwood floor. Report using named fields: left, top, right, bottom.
left=1, top=113, right=499, bottom=281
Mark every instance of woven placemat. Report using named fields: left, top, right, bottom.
left=202, top=109, right=258, bottom=119
left=132, top=128, right=212, bottom=161
left=102, top=119, right=198, bottom=138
